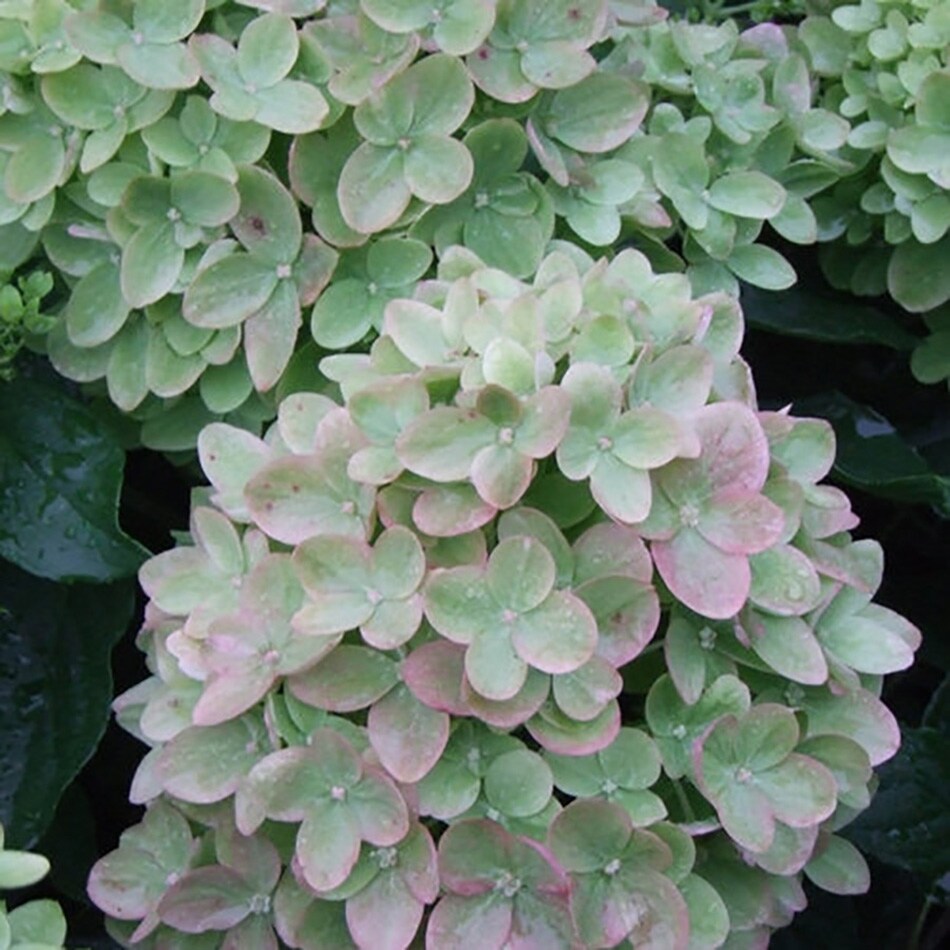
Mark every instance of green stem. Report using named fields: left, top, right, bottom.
left=672, top=779, right=697, bottom=823
left=908, top=893, right=935, bottom=950
left=714, top=1, right=768, bottom=16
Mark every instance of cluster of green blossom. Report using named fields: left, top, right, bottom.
left=795, top=0, right=950, bottom=386
left=0, top=822, right=71, bottom=949
left=88, top=248, right=921, bottom=949
left=0, top=0, right=945, bottom=449
left=0, top=1, right=930, bottom=945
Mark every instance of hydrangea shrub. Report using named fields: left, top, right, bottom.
left=0, top=0, right=933, bottom=947
left=87, top=245, right=921, bottom=948
left=0, top=0, right=945, bottom=439
left=0, top=822, right=70, bottom=949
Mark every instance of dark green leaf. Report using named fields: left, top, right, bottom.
left=0, top=376, right=148, bottom=582
left=0, top=562, right=134, bottom=847
left=795, top=392, right=950, bottom=517
left=742, top=285, right=918, bottom=350
left=847, top=727, right=950, bottom=883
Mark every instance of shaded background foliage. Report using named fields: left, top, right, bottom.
left=0, top=0, right=947, bottom=947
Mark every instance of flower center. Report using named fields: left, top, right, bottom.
left=373, top=846, right=398, bottom=869
left=249, top=894, right=271, bottom=915
left=494, top=871, right=522, bottom=898
left=678, top=503, right=700, bottom=528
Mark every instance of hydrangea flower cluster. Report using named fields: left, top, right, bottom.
left=89, top=247, right=921, bottom=949
left=0, top=0, right=944, bottom=446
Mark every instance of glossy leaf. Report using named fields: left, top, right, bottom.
left=0, top=562, right=133, bottom=847
left=0, top=375, right=147, bottom=581
left=796, top=392, right=950, bottom=517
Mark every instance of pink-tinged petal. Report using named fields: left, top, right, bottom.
left=296, top=802, right=361, bottom=892
left=698, top=402, right=772, bottom=494
left=139, top=547, right=216, bottom=615
left=361, top=595, right=423, bottom=650
left=245, top=455, right=371, bottom=545
left=347, top=871, right=424, bottom=950
left=222, top=913, right=278, bottom=950
left=611, top=406, right=685, bottom=470
left=511, top=591, right=597, bottom=675
left=746, top=613, right=828, bottom=687
left=699, top=490, right=785, bottom=555
left=438, top=820, right=513, bottom=893
left=158, top=866, right=252, bottom=933
left=402, top=640, right=471, bottom=716
left=803, top=687, right=900, bottom=766
left=572, top=522, right=653, bottom=585
left=158, top=717, right=267, bottom=805
left=235, top=745, right=340, bottom=834
left=87, top=802, right=196, bottom=922
left=465, top=626, right=529, bottom=701
left=486, top=536, right=557, bottom=613
left=243, top=277, right=300, bottom=391
left=424, top=566, right=499, bottom=645
left=761, top=412, right=836, bottom=484
left=555, top=426, right=600, bottom=480
left=658, top=402, right=771, bottom=506
left=636, top=481, right=680, bottom=541
left=548, top=800, right=632, bottom=873
left=514, top=386, right=571, bottom=458
left=350, top=767, right=411, bottom=846
left=552, top=656, right=622, bottom=722
left=589, top=453, right=653, bottom=524
left=426, top=893, right=512, bottom=950
left=461, top=668, right=550, bottom=729
left=198, top=423, right=270, bottom=520
left=397, top=406, right=496, bottom=481
left=368, top=684, right=450, bottom=784
left=216, top=823, right=282, bottom=895
left=508, top=889, right=577, bottom=949
left=575, top=576, right=660, bottom=668
left=278, top=628, right=342, bottom=675
left=292, top=541, right=374, bottom=633
left=802, top=484, right=860, bottom=537
left=804, top=835, right=871, bottom=896
left=652, top=530, right=751, bottom=620
left=471, top=443, right=534, bottom=509
left=752, top=824, right=820, bottom=877
left=712, top=781, right=777, bottom=854
left=818, top=607, right=918, bottom=675
left=413, top=483, right=497, bottom=537
left=192, top=667, right=276, bottom=726
left=272, top=870, right=353, bottom=947
left=287, top=645, right=399, bottom=712
left=397, top=823, right=440, bottom=904
left=372, top=525, right=427, bottom=598
left=758, top=754, right=838, bottom=828
left=527, top=700, right=620, bottom=756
